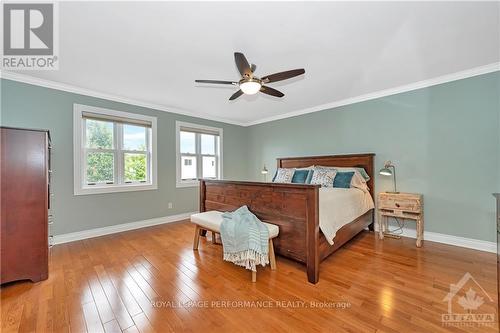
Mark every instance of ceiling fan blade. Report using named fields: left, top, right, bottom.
left=260, top=86, right=284, bottom=98
left=229, top=89, right=244, bottom=100
left=251, top=64, right=257, bottom=73
left=234, top=52, right=252, bottom=78
left=261, top=69, right=305, bottom=83
left=195, top=80, right=236, bottom=85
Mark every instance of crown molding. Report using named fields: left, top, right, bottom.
left=0, top=71, right=246, bottom=126
left=245, top=62, right=500, bottom=126
left=2, top=62, right=499, bottom=127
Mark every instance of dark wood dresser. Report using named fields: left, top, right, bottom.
left=1, top=127, right=51, bottom=284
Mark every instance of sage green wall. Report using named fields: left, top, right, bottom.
left=247, top=72, right=500, bottom=242
left=0, top=79, right=249, bottom=235
left=2, top=72, right=499, bottom=241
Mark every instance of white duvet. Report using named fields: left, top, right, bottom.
left=319, top=187, right=374, bottom=245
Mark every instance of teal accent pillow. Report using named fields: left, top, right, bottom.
left=291, top=170, right=311, bottom=183
left=333, top=171, right=355, bottom=188
left=305, top=170, right=314, bottom=184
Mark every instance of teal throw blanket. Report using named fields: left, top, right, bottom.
left=220, top=206, right=269, bottom=271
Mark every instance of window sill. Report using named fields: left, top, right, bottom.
left=176, top=179, right=220, bottom=188
left=74, top=183, right=157, bottom=195
left=176, top=180, right=199, bottom=188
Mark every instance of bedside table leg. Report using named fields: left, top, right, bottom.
left=416, top=218, right=423, bottom=247
left=384, top=215, right=389, bottom=237
left=378, top=212, right=384, bottom=240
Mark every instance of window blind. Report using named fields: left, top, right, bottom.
left=180, top=126, right=220, bottom=136
left=82, top=111, right=152, bottom=127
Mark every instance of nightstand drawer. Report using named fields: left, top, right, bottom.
left=378, top=195, right=421, bottom=212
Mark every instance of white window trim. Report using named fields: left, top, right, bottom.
left=73, top=104, right=158, bottom=195
left=176, top=121, right=223, bottom=188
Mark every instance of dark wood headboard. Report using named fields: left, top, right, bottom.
left=277, top=153, right=375, bottom=199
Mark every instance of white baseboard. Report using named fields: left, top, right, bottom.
left=53, top=211, right=197, bottom=245
left=53, top=212, right=496, bottom=253
left=373, top=224, right=496, bottom=253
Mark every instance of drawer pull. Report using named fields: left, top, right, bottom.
left=395, top=203, right=400, bottom=208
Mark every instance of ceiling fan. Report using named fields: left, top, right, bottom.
left=195, top=52, right=305, bottom=100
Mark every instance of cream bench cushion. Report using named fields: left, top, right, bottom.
left=190, top=210, right=279, bottom=238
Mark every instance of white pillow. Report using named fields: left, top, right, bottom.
left=350, top=172, right=370, bottom=192
left=310, top=168, right=337, bottom=187
left=273, top=168, right=294, bottom=183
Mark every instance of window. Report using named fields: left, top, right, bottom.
left=74, top=104, right=157, bottom=195
left=176, top=121, right=222, bottom=187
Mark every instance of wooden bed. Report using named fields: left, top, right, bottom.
left=199, top=153, right=375, bottom=284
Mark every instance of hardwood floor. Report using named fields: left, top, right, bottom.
left=1, top=220, right=498, bottom=333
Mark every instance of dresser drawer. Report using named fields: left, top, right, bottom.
left=379, top=194, right=421, bottom=212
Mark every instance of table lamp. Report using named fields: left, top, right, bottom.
left=379, top=161, right=398, bottom=193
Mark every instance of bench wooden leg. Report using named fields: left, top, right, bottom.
left=213, top=232, right=222, bottom=245
left=252, top=270, right=256, bottom=283
left=193, top=225, right=201, bottom=250
left=269, top=238, right=276, bottom=271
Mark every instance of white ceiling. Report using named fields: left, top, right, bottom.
left=7, top=1, right=500, bottom=125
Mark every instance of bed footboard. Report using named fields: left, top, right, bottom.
left=199, top=179, right=321, bottom=283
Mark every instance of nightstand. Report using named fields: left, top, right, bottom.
left=377, top=192, right=424, bottom=247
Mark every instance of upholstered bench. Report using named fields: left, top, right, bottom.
left=190, top=210, right=279, bottom=282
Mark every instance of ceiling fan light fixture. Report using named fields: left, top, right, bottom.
left=195, top=52, right=305, bottom=100
left=239, top=80, right=262, bottom=95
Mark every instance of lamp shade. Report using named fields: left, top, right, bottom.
left=379, top=168, right=393, bottom=176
